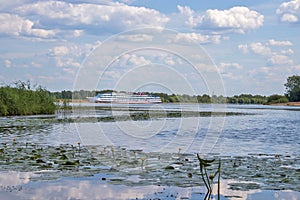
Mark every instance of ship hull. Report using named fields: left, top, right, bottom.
left=90, top=92, right=162, bottom=104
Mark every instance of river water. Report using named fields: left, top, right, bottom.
left=1, top=103, right=299, bottom=156
left=0, top=103, right=299, bottom=200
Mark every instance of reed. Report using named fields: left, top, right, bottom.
left=0, top=81, right=56, bottom=116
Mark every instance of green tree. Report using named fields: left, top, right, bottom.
left=197, top=94, right=211, bottom=103
left=267, top=94, right=288, bottom=104
left=61, top=90, right=72, bottom=99
left=284, top=75, right=300, bottom=102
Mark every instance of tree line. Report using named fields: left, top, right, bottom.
left=51, top=90, right=288, bottom=104
left=51, top=75, right=300, bottom=104
left=0, top=75, right=299, bottom=116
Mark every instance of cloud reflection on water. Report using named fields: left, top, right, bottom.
left=0, top=171, right=300, bottom=200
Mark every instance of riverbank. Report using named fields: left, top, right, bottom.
left=59, top=99, right=300, bottom=107
left=270, top=102, right=300, bottom=106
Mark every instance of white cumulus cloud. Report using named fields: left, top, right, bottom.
left=268, top=54, right=293, bottom=65
left=52, top=46, right=69, bottom=56
left=73, top=30, right=83, bottom=37
left=128, top=54, right=151, bottom=66
left=281, top=49, right=294, bottom=55
left=218, top=62, right=243, bottom=80
left=249, top=42, right=272, bottom=56
left=174, top=33, right=221, bottom=44
left=176, top=6, right=264, bottom=34
left=5, top=59, right=11, bottom=68
left=281, top=13, right=298, bottom=22
left=219, top=62, right=242, bottom=70
left=117, top=54, right=151, bottom=67
left=268, top=39, right=293, bottom=46
left=0, top=13, right=56, bottom=38
left=16, top=1, right=169, bottom=33
left=238, top=44, right=249, bottom=53
left=163, top=55, right=176, bottom=66
left=48, top=41, right=101, bottom=69
left=177, top=5, right=203, bottom=28
left=238, top=40, right=295, bottom=66
left=276, top=0, right=300, bottom=23
left=117, top=34, right=153, bottom=42
left=203, top=7, right=264, bottom=33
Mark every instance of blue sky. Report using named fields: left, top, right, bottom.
left=0, top=0, right=299, bottom=96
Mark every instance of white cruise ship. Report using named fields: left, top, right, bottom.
left=87, top=92, right=162, bottom=104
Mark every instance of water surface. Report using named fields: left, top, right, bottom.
left=0, top=103, right=299, bottom=199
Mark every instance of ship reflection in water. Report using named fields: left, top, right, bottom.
left=87, top=92, right=162, bottom=104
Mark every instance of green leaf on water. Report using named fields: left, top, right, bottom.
left=59, top=154, right=69, bottom=160
left=165, top=165, right=175, bottom=170
left=36, top=159, right=45, bottom=163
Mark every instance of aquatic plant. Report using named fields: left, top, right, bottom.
left=111, top=147, right=115, bottom=159
left=77, top=142, right=81, bottom=156
left=197, top=154, right=221, bottom=200
left=56, top=99, right=72, bottom=119
left=178, top=147, right=182, bottom=154
left=140, top=157, right=146, bottom=170
left=0, top=140, right=298, bottom=193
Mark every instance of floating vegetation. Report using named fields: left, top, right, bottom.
left=1, top=110, right=252, bottom=126
left=0, top=142, right=299, bottom=192
left=56, top=110, right=252, bottom=123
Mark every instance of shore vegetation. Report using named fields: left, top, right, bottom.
left=52, top=90, right=290, bottom=105
left=285, top=75, right=300, bottom=102
left=0, top=81, right=56, bottom=116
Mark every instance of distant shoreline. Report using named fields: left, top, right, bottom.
left=270, top=102, right=300, bottom=106
left=58, top=99, right=300, bottom=107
